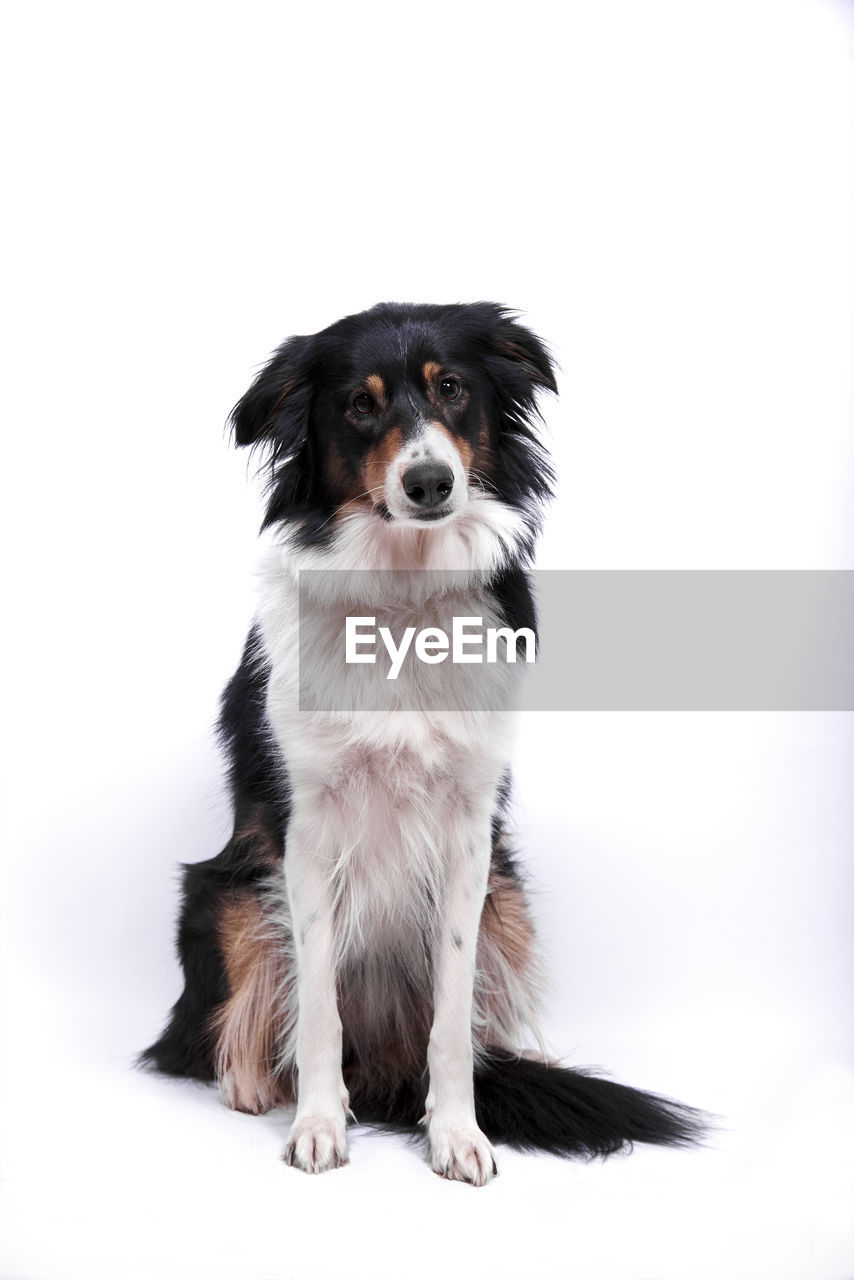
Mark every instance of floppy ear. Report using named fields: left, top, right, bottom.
left=229, top=334, right=319, bottom=529
left=488, top=311, right=558, bottom=396
left=466, top=302, right=558, bottom=420
left=470, top=304, right=557, bottom=514
left=229, top=334, right=313, bottom=450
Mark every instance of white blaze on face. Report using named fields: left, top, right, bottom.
left=384, top=421, right=469, bottom=521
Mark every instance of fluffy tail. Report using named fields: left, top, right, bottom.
left=473, top=1050, right=705, bottom=1157
left=346, top=1048, right=706, bottom=1158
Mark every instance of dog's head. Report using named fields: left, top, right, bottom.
left=231, top=302, right=557, bottom=558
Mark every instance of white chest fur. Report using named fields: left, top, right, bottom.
left=256, top=537, right=520, bottom=961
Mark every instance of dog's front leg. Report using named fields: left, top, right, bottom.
left=426, top=819, right=497, bottom=1186
left=282, top=813, right=349, bottom=1174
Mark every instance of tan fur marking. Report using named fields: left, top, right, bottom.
left=213, top=892, right=292, bottom=1113
left=481, top=872, right=534, bottom=971
left=430, top=419, right=474, bottom=472
left=474, top=869, right=541, bottom=1050
left=422, top=360, right=442, bottom=385
left=359, top=425, right=404, bottom=502
left=364, top=373, right=386, bottom=403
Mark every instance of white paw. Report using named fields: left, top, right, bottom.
left=428, top=1121, right=498, bottom=1186
left=283, top=1114, right=349, bottom=1174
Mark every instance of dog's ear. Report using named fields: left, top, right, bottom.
left=229, top=334, right=313, bottom=450
left=486, top=309, right=558, bottom=396
left=469, top=304, right=557, bottom=511
left=467, top=303, right=557, bottom=432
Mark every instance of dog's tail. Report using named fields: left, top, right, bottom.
left=347, top=1048, right=706, bottom=1157
left=473, top=1050, right=705, bottom=1157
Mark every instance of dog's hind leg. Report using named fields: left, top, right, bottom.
left=140, top=796, right=289, bottom=1093
left=139, top=855, right=232, bottom=1081
left=213, top=888, right=293, bottom=1115
left=474, top=867, right=545, bottom=1054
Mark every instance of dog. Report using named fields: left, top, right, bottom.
left=141, top=302, right=703, bottom=1184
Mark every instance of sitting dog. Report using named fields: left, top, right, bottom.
left=142, top=302, right=702, bottom=1184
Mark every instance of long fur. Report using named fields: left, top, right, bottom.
left=141, top=302, right=705, bottom=1181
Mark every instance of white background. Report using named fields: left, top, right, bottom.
left=2, top=2, right=853, bottom=1278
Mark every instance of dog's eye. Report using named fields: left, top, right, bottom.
left=439, top=377, right=461, bottom=401
left=353, top=392, right=376, bottom=415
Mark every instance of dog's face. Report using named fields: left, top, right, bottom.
left=231, top=302, right=557, bottom=548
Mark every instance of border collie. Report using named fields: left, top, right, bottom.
left=142, top=302, right=703, bottom=1184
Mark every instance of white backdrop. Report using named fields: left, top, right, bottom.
left=2, top=2, right=853, bottom=1278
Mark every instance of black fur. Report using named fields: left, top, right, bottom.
left=140, top=628, right=288, bottom=1080
left=473, top=1053, right=703, bottom=1157
left=140, top=855, right=229, bottom=1081
left=217, top=625, right=289, bottom=839
left=489, top=563, right=540, bottom=657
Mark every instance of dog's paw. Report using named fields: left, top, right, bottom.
left=428, top=1122, right=498, bottom=1186
left=218, top=1068, right=280, bottom=1116
left=283, top=1114, right=349, bottom=1174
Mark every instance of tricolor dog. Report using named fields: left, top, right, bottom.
left=142, top=302, right=702, bottom=1184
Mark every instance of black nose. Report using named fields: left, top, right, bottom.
left=401, top=462, right=454, bottom=509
